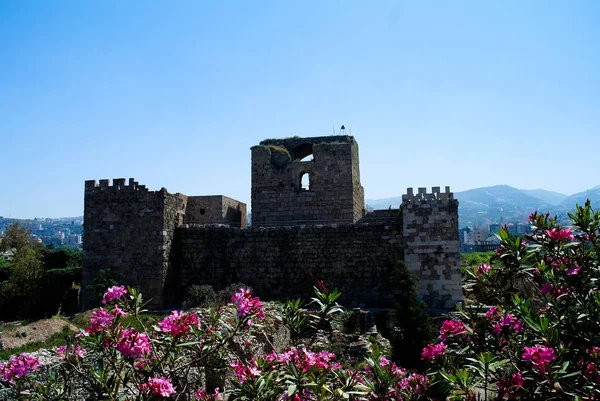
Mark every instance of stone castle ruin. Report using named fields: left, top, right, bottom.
left=82, top=136, right=462, bottom=310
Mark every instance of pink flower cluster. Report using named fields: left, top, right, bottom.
left=476, top=263, right=491, bottom=278
left=486, top=307, right=523, bottom=336
left=399, top=372, right=429, bottom=395
left=421, top=342, right=447, bottom=361
left=230, top=359, right=262, bottom=384
left=522, top=345, right=556, bottom=372
left=266, top=347, right=340, bottom=372
left=539, top=282, right=569, bottom=297
left=102, top=285, right=128, bottom=305
left=545, top=227, right=574, bottom=242
left=231, top=288, right=264, bottom=323
left=0, top=353, right=39, bottom=384
left=55, top=344, right=86, bottom=361
left=497, top=372, right=525, bottom=394
left=195, top=387, right=222, bottom=400
left=86, top=307, right=116, bottom=333
left=140, top=376, right=176, bottom=397
left=158, top=310, right=200, bottom=338
left=566, top=264, right=581, bottom=276
left=439, top=319, right=468, bottom=341
left=115, top=328, right=151, bottom=359
left=364, top=357, right=429, bottom=397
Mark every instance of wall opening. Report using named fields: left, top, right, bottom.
left=200, top=209, right=206, bottom=215
left=300, top=173, right=311, bottom=191
left=293, top=143, right=314, bottom=161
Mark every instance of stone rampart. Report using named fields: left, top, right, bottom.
left=174, top=221, right=403, bottom=307
left=82, top=137, right=463, bottom=311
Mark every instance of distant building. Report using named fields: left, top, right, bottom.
left=470, top=227, right=489, bottom=243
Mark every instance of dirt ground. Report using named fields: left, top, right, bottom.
left=1, top=318, right=79, bottom=349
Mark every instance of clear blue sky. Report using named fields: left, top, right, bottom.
left=1, top=1, right=599, bottom=218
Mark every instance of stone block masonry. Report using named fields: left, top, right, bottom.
left=402, top=187, right=462, bottom=309
left=83, top=136, right=463, bottom=310
left=174, top=222, right=404, bottom=307
left=251, top=136, right=364, bottom=227
left=82, top=178, right=186, bottom=309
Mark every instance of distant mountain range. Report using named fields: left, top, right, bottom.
left=366, top=185, right=600, bottom=228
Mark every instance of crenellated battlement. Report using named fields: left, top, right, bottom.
left=85, top=178, right=148, bottom=193
left=83, top=136, right=462, bottom=311
left=402, top=186, right=454, bottom=203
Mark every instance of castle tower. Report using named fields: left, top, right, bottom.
left=82, top=178, right=186, bottom=309
left=251, top=136, right=365, bottom=227
left=401, top=186, right=463, bottom=308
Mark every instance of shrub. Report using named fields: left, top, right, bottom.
left=389, top=261, right=434, bottom=370
left=425, top=201, right=600, bottom=400
left=182, top=284, right=218, bottom=309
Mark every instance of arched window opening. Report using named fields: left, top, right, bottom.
left=292, top=143, right=314, bottom=161
left=300, top=172, right=311, bottom=191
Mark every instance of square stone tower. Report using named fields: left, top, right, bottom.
left=251, top=136, right=364, bottom=227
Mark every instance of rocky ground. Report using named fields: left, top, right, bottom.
left=0, top=318, right=78, bottom=350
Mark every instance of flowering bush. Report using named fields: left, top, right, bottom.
left=0, top=286, right=268, bottom=399
left=3, top=201, right=600, bottom=400
left=427, top=201, right=600, bottom=400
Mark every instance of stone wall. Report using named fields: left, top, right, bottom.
left=251, top=136, right=365, bottom=227
left=174, top=221, right=403, bottom=307
left=184, top=196, right=246, bottom=227
left=401, top=187, right=462, bottom=309
left=82, top=178, right=185, bottom=309
left=82, top=137, right=463, bottom=311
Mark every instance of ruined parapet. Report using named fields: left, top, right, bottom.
left=251, top=136, right=365, bottom=227
left=82, top=178, right=186, bottom=310
left=401, top=186, right=463, bottom=309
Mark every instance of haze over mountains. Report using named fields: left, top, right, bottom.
left=366, top=185, right=600, bottom=228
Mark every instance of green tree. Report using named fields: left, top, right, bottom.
left=0, top=223, right=45, bottom=318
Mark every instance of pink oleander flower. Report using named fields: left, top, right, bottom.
left=439, top=319, right=468, bottom=340
left=231, top=288, right=265, bottom=322
left=55, top=344, right=86, bottom=361
left=511, top=372, right=525, bottom=387
left=195, top=387, right=223, bottom=400
left=545, top=227, right=574, bottom=242
left=230, top=360, right=262, bottom=384
left=476, top=263, right=491, bottom=278
left=486, top=306, right=501, bottom=321
left=588, top=346, right=600, bottom=359
left=0, top=353, right=39, bottom=384
left=116, top=328, right=151, bottom=359
left=102, top=285, right=128, bottom=305
left=140, top=376, right=176, bottom=397
left=492, top=314, right=524, bottom=336
left=316, top=280, right=328, bottom=294
left=158, top=310, right=200, bottom=338
left=522, top=345, right=556, bottom=372
left=540, top=283, right=554, bottom=295
left=86, top=307, right=115, bottom=333
left=399, top=373, right=430, bottom=394
left=263, top=347, right=339, bottom=373
left=585, top=363, right=598, bottom=376
left=421, top=342, right=447, bottom=361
